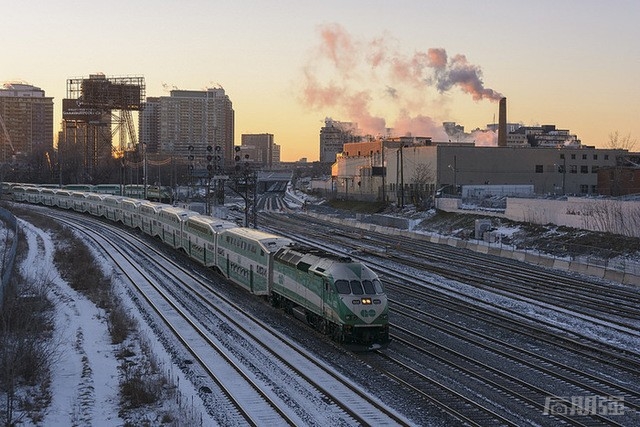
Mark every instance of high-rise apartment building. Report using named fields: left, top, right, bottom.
left=140, top=88, right=234, bottom=164
left=319, top=118, right=359, bottom=163
left=0, top=83, right=54, bottom=162
left=139, top=96, right=160, bottom=153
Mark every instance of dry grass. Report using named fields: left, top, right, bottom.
left=0, top=275, right=56, bottom=425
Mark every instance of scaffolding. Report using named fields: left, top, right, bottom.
left=62, top=74, right=145, bottom=183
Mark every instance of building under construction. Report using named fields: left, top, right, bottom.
left=60, top=74, right=145, bottom=183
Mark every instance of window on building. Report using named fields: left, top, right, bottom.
left=580, top=184, right=588, bottom=194
left=560, top=153, right=565, bottom=159
left=605, top=154, right=609, bottom=160
left=570, top=165, right=577, bottom=174
left=591, top=185, right=598, bottom=194
left=591, top=165, right=599, bottom=173
left=580, top=165, right=589, bottom=174
left=535, top=164, right=543, bottom=173
left=593, top=154, right=598, bottom=160
left=558, top=165, right=565, bottom=173
left=582, top=154, right=587, bottom=160
left=571, top=154, right=576, bottom=159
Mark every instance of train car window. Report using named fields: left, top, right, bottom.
left=362, top=280, right=376, bottom=294
left=335, top=280, right=351, bottom=294
left=350, top=280, right=364, bottom=295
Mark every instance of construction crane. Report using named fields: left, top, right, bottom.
left=0, top=111, right=16, bottom=162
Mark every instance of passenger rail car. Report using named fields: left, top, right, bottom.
left=86, top=193, right=107, bottom=216
left=157, top=207, right=199, bottom=249
left=216, top=227, right=293, bottom=296
left=121, top=198, right=143, bottom=229
left=182, top=216, right=237, bottom=267
left=138, top=202, right=164, bottom=237
left=11, top=184, right=390, bottom=349
left=103, top=195, right=125, bottom=222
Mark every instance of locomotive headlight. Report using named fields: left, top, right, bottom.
left=361, top=298, right=372, bottom=305
left=352, top=299, right=361, bottom=305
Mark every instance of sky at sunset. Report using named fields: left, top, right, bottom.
left=3, top=0, right=639, bottom=162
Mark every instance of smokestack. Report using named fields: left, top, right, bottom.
left=498, top=97, right=507, bottom=147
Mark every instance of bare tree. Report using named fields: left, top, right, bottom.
left=410, top=162, right=435, bottom=210
left=607, top=131, right=637, bottom=151
left=1, top=277, right=56, bottom=426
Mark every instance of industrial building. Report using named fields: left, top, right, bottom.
left=331, top=137, right=626, bottom=204
left=329, top=96, right=628, bottom=204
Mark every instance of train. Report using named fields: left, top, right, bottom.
left=1, top=183, right=173, bottom=204
left=8, top=183, right=390, bottom=350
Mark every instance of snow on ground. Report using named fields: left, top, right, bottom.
left=14, top=219, right=215, bottom=426
left=18, top=219, right=123, bottom=426
left=404, top=262, right=640, bottom=352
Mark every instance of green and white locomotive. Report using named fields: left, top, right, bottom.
left=271, top=244, right=389, bottom=349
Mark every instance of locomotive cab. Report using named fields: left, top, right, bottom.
left=326, top=262, right=390, bottom=348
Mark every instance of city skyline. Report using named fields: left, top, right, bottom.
left=2, top=0, right=638, bottom=162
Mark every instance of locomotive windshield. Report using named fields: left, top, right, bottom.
left=350, top=280, right=364, bottom=295
left=362, top=280, right=376, bottom=294
left=373, top=278, right=384, bottom=294
left=335, top=280, right=351, bottom=294
left=334, top=279, right=384, bottom=295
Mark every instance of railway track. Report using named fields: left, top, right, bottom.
left=284, top=211, right=640, bottom=328
left=261, top=211, right=640, bottom=336
left=50, top=210, right=410, bottom=426
left=260, top=209, right=640, bottom=425
left=386, top=276, right=640, bottom=375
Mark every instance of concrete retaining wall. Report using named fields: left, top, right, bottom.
left=506, top=197, right=640, bottom=238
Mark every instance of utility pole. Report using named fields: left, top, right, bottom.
left=381, top=140, right=386, bottom=202
left=143, top=141, right=147, bottom=200
left=399, top=144, right=405, bottom=207
left=231, top=146, right=257, bottom=228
